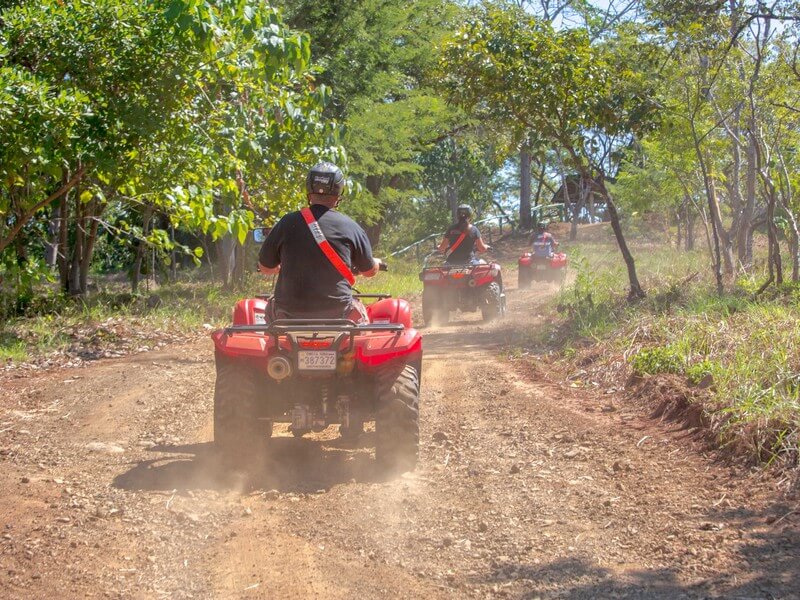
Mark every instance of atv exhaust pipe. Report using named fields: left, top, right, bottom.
left=267, top=355, right=292, bottom=381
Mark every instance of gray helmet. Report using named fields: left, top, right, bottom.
left=537, top=220, right=550, bottom=231
left=306, top=162, right=345, bottom=196
left=456, top=204, right=472, bottom=221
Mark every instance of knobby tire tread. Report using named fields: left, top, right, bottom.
left=375, top=364, right=420, bottom=473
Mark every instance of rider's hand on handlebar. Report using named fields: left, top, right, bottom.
left=376, top=258, right=389, bottom=272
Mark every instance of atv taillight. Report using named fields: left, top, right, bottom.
left=298, top=339, right=333, bottom=349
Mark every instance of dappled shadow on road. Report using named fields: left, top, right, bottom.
left=112, top=434, right=392, bottom=494
left=478, top=502, right=800, bottom=600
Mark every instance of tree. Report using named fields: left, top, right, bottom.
left=278, top=0, right=471, bottom=247
left=1, top=0, right=339, bottom=298
left=443, top=7, right=660, bottom=299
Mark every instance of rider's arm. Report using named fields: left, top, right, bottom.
left=475, top=235, right=489, bottom=253
left=360, top=258, right=382, bottom=278
left=352, top=223, right=380, bottom=278
left=437, top=236, right=449, bottom=253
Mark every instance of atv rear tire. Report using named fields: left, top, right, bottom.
left=518, top=267, right=532, bottom=290
left=375, top=364, right=420, bottom=473
left=480, top=282, right=503, bottom=321
left=214, top=355, right=270, bottom=462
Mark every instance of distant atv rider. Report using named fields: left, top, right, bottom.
left=531, top=221, right=558, bottom=258
left=437, top=205, right=490, bottom=264
left=257, top=162, right=383, bottom=322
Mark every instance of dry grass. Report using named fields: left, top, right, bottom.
left=545, top=236, right=800, bottom=473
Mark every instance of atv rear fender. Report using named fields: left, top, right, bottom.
left=519, top=252, right=568, bottom=269
left=211, top=328, right=422, bottom=371
left=470, top=263, right=502, bottom=288
left=366, top=298, right=412, bottom=329
left=232, top=298, right=269, bottom=326
left=212, top=296, right=421, bottom=371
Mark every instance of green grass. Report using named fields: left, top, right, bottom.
left=0, top=335, right=28, bottom=362
left=0, top=261, right=425, bottom=365
left=551, top=239, right=800, bottom=469
left=356, top=257, right=423, bottom=299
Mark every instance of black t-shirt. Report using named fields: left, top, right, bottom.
left=444, top=224, right=481, bottom=264
left=259, top=204, right=375, bottom=313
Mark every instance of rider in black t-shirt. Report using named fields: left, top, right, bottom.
left=257, top=162, right=382, bottom=320
left=437, top=205, right=490, bottom=264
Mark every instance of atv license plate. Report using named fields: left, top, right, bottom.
left=297, top=351, right=337, bottom=371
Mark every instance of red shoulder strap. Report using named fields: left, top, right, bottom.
left=446, top=230, right=468, bottom=257
left=300, top=208, right=356, bottom=285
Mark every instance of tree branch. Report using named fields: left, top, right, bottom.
left=0, top=166, right=86, bottom=254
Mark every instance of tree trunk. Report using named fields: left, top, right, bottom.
left=738, top=130, right=758, bottom=269
left=695, top=149, right=724, bottom=294
left=760, top=169, right=783, bottom=285
left=57, top=194, right=70, bottom=291
left=686, top=208, right=696, bottom=251
left=364, top=221, right=383, bottom=248
left=169, top=224, right=178, bottom=282
left=217, top=234, right=236, bottom=289
left=561, top=173, right=571, bottom=223
left=519, top=146, right=532, bottom=230
left=132, top=205, right=154, bottom=294
left=597, top=176, right=645, bottom=300
left=233, top=240, right=246, bottom=289
left=676, top=210, right=683, bottom=250
left=532, top=161, right=545, bottom=209
left=784, top=209, right=799, bottom=283
left=569, top=176, right=588, bottom=241
left=45, top=208, right=59, bottom=268
left=79, top=202, right=101, bottom=294
left=776, top=157, right=799, bottom=282
left=67, top=192, right=84, bottom=296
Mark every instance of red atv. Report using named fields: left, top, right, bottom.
left=211, top=293, right=422, bottom=472
left=518, top=252, right=568, bottom=288
left=420, top=254, right=506, bottom=325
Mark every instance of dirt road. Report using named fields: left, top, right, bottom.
left=1, top=283, right=798, bottom=599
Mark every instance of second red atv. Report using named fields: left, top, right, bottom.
left=420, top=253, right=506, bottom=325
left=211, top=293, right=422, bottom=473
left=518, top=252, right=568, bottom=288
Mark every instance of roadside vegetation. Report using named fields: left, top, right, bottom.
left=548, top=231, right=800, bottom=472
left=0, top=256, right=422, bottom=365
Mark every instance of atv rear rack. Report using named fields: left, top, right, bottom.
left=223, top=319, right=404, bottom=353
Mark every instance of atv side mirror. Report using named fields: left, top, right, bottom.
left=253, top=228, right=268, bottom=244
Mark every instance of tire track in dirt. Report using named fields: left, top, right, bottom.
left=0, top=282, right=798, bottom=599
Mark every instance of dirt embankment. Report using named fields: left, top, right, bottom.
left=0, top=279, right=798, bottom=599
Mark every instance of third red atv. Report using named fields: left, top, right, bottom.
left=518, top=252, right=568, bottom=288
left=420, top=253, right=506, bottom=325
